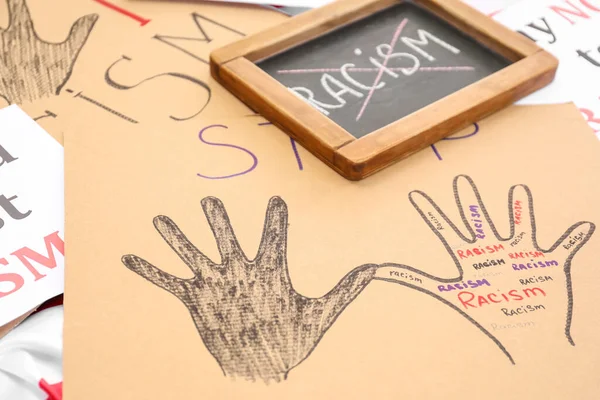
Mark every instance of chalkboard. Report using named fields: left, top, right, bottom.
left=212, top=0, right=557, bottom=179
left=256, top=2, right=512, bottom=138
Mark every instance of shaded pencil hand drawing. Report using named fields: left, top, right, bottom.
left=0, top=0, right=98, bottom=104
left=122, top=197, right=377, bottom=383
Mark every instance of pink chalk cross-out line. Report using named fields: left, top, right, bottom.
left=276, top=18, right=476, bottom=121
left=356, top=18, right=409, bottom=121
left=276, top=66, right=475, bottom=74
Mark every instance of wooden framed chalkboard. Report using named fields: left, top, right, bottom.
left=211, top=0, right=558, bottom=180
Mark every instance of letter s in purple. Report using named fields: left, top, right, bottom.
left=197, top=124, right=258, bottom=179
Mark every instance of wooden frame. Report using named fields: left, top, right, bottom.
left=211, top=0, right=558, bottom=180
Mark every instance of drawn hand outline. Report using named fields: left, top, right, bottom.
left=122, top=197, right=377, bottom=383
left=376, top=175, right=595, bottom=363
left=0, top=0, right=98, bottom=104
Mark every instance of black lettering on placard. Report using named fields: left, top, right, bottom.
left=577, top=48, right=600, bottom=67
left=153, top=13, right=246, bottom=65
left=0, top=145, right=17, bottom=167
left=0, top=195, right=31, bottom=221
left=256, top=2, right=511, bottom=138
left=0, top=195, right=32, bottom=229
left=0, top=147, right=33, bottom=230
left=104, top=55, right=212, bottom=121
left=518, top=18, right=557, bottom=44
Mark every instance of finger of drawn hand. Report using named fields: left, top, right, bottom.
left=60, top=14, right=99, bottom=55
left=409, top=189, right=469, bottom=250
left=256, top=196, right=289, bottom=270
left=154, top=215, right=213, bottom=276
left=454, top=175, right=502, bottom=241
left=5, top=0, right=31, bottom=29
left=316, top=264, right=377, bottom=330
left=552, top=221, right=595, bottom=261
left=376, top=261, right=458, bottom=287
left=122, top=254, right=186, bottom=295
left=201, top=197, right=245, bottom=263
left=507, top=184, right=535, bottom=242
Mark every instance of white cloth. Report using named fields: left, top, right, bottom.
left=0, top=306, right=63, bottom=400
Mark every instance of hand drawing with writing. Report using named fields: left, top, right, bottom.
left=0, top=0, right=98, bottom=104
left=122, top=197, right=376, bottom=383
left=122, top=175, right=594, bottom=382
left=377, top=175, right=595, bottom=362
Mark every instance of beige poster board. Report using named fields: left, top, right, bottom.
left=63, top=103, right=600, bottom=399
left=57, top=0, right=287, bottom=128
left=0, top=0, right=287, bottom=138
left=0, top=0, right=285, bottom=336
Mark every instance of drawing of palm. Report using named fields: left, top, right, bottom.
left=0, top=0, right=98, bottom=104
left=122, top=175, right=595, bottom=382
left=376, top=175, right=595, bottom=363
left=122, top=197, right=377, bottom=383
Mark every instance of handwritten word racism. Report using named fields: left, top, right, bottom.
left=513, top=200, right=523, bottom=225
left=0, top=143, right=32, bottom=229
left=437, top=279, right=490, bottom=292
left=563, top=231, right=587, bottom=250
left=512, top=260, right=559, bottom=271
left=456, top=244, right=505, bottom=259
left=458, top=287, right=547, bottom=310
left=470, top=205, right=486, bottom=239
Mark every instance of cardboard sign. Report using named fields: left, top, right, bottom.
left=0, top=0, right=287, bottom=338
left=63, top=103, right=600, bottom=399
left=0, top=0, right=287, bottom=134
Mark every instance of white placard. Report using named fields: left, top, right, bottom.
left=494, top=0, right=600, bottom=136
left=462, top=0, right=523, bottom=15
left=0, top=105, right=64, bottom=327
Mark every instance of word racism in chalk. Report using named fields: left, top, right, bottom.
left=290, top=28, right=461, bottom=117
left=0, top=144, right=33, bottom=228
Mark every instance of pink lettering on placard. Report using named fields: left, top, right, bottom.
left=11, top=232, right=65, bottom=282
left=581, top=0, right=600, bottom=11
left=580, top=108, right=600, bottom=132
left=550, top=0, right=591, bottom=24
